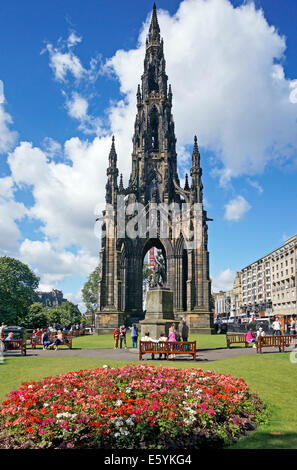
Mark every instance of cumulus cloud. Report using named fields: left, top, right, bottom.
left=224, top=195, right=251, bottom=221
left=42, top=31, right=100, bottom=84
left=19, top=239, right=97, bottom=287
left=0, top=176, right=27, bottom=255
left=105, top=0, right=297, bottom=180
left=3, top=0, right=297, bottom=294
left=0, top=80, right=18, bottom=154
left=212, top=268, right=235, bottom=292
left=64, top=91, right=103, bottom=135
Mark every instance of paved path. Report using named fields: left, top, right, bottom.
left=5, top=345, right=284, bottom=362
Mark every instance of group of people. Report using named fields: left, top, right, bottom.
left=112, top=320, right=189, bottom=354
left=32, top=328, right=68, bottom=350
left=113, top=324, right=138, bottom=350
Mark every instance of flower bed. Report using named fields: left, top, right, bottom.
left=0, top=365, right=266, bottom=449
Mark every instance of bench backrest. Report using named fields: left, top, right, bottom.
left=140, top=341, right=196, bottom=353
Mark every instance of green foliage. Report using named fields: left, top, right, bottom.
left=0, top=256, right=39, bottom=325
left=21, top=303, right=48, bottom=329
left=82, top=265, right=101, bottom=316
left=19, top=301, right=83, bottom=329
left=53, top=301, right=82, bottom=326
left=142, top=262, right=152, bottom=281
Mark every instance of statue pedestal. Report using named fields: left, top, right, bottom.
left=140, top=289, right=178, bottom=340
left=94, top=309, right=126, bottom=335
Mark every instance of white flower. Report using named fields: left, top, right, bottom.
left=114, top=432, right=121, bottom=438
left=126, top=388, right=131, bottom=394
left=44, top=403, right=49, bottom=407
left=125, top=418, right=134, bottom=426
left=28, top=385, right=33, bottom=389
left=103, top=365, right=109, bottom=369
left=116, top=400, right=122, bottom=406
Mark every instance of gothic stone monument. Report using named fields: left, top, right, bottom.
left=95, top=4, right=214, bottom=334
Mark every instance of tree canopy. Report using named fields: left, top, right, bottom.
left=82, top=265, right=101, bottom=316
left=0, top=256, right=39, bottom=325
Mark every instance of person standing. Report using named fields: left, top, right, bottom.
left=289, top=318, right=296, bottom=335
left=272, top=318, right=282, bottom=336
left=113, top=327, right=120, bottom=349
left=272, top=317, right=282, bottom=352
left=168, top=323, right=177, bottom=358
left=130, top=324, right=139, bottom=349
left=181, top=320, right=189, bottom=342
left=119, top=325, right=127, bottom=349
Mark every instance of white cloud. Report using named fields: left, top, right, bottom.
left=246, top=178, right=264, bottom=194
left=0, top=80, right=18, bottom=154
left=64, top=91, right=103, bottom=135
left=224, top=195, right=251, bottom=221
left=42, top=31, right=99, bottom=84
left=105, top=0, right=297, bottom=179
left=212, top=268, right=235, bottom=292
left=0, top=176, right=27, bottom=255
left=3, top=0, right=297, bottom=296
left=19, top=239, right=97, bottom=288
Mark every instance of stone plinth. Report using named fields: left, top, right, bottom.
left=140, top=289, right=178, bottom=340
left=95, top=310, right=126, bottom=335
left=185, top=310, right=215, bottom=335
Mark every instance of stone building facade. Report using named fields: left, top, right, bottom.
left=240, top=235, right=296, bottom=317
left=95, top=5, right=213, bottom=334
left=37, top=289, right=66, bottom=308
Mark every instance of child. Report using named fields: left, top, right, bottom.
left=113, top=328, right=120, bottom=349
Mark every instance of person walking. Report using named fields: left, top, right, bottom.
left=130, top=324, right=139, bottom=349
left=119, top=325, right=127, bottom=349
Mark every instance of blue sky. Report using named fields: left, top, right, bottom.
left=0, top=0, right=297, bottom=309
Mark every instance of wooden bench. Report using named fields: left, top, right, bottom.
left=257, top=334, right=297, bottom=353
left=139, top=341, right=196, bottom=361
left=226, top=332, right=249, bottom=348
left=31, top=334, right=72, bottom=350
left=2, top=339, right=26, bottom=356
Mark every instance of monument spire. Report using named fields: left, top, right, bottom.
left=148, top=3, right=160, bottom=43
left=105, top=135, right=118, bottom=204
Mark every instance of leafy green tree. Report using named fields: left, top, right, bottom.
left=48, top=301, right=82, bottom=327
left=21, top=302, right=48, bottom=329
left=143, top=262, right=152, bottom=282
left=0, top=256, right=39, bottom=325
left=82, top=265, right=101, bottom=316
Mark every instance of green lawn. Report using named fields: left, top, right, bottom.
left=69, top=333, right=229, bottom=350
left=0, top=352, right=296, bottom=449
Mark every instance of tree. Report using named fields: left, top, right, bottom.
left=55, top=301, right=82, bottom=326
left=82, top=265, right=101, bottom=316
left=0, top=256, right=39, bottom=325
left=21, top=302, right=48, bottom=329
left=143, top=262, right=152, bottom=282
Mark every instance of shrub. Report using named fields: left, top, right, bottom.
left=0, top=365, right=266, bottom=449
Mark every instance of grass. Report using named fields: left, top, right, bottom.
left=69, top=333, right=229, bottom=350
left=0, top=351, right=296, bottom=449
